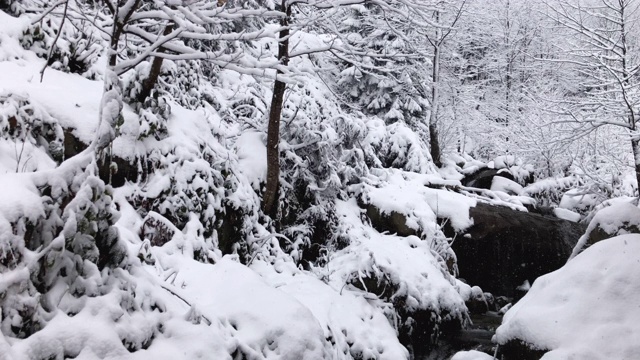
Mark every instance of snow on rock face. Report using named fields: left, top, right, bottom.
left=490, top=176, right=523, bottom=196
left=328, top=199, right=468, bottom=349
left=495, top=234, right=640, bottom=360
left=155, top=255, right=330, bottom=360
left=361, top=169, right=475, bottom=234
left=570, top=202, right=640, bottom=259
left=235, top=131, right=267, bottom=190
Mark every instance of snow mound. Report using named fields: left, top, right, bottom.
left=154, top=255, right=330, bottom=360
left=496, top=234, right=640, bottom=360
left=559, top=188, right=600, bottom=213
left=552, top=207, right=581, bottom=222
left=253, top=260, right=409, bottom=360
left=490, top=176, right=523, bottom=196
left=360, top=169, right=475, bottom=234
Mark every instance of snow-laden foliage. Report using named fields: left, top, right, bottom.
left=0, top=92, right=63, bottom=173
left=0, top=5, right=482, bottom=358
left=3, top=0, right=640, bottom=358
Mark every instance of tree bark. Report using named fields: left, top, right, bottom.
left=632, top=137, right=640, bottom=197
left=429, top=30, right=442, bottom=168
left=263, top=3, right=290, bottom=219
left=137, top=25, right=174, bottom=104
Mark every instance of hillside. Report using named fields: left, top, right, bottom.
left=1, top=1, right=640, bottom=360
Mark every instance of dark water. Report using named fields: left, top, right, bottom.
left=416, top=312, right=502, bottom=360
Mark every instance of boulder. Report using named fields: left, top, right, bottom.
left=465, top=286, right=489, bottom=315
left=496, top=235, right=640, bottom=360
left=363, top=202, right=418, bottom=238
left=570, top=202, right=640, bottom=258
left=447, top=202, right=585, bottom=298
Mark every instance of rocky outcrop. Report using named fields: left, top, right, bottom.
left=448, top=202, right=585, bottom=298
left=363, top=202, right=418, bottom=238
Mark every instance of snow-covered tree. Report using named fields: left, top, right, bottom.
left=544, top=0, right=640, bottom=192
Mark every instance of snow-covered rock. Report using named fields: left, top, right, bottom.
left=328, top=199, right=469, bottom=352
left=552, top=207, right=581, bottom=222
left=496, top=234, right=640, bottom=360
left=451, top=350, right=494, bottom=360
left=490, top=176, right=523, bottom=196
left=451, top=202, right=584, bottom=297
left=570, top=202, right=640, bottom=259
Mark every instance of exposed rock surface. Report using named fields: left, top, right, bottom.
left=448, top=202, right=585, bottom=298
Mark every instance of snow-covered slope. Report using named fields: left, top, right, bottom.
left=0, top=7, right=479, bottom=359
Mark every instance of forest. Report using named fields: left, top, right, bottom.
left=0, top=0, right=639, bottom=359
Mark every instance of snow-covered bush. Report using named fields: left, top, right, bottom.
left=21, top=17, right=102, bottom=78
left=0, top=92, right=63, bottom=172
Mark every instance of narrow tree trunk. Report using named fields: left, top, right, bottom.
left=263, top=3, right=290, bottom=219
left=429, top=42, right=442, bottom=168
left=137, top=25, right=174, bottom=104
left=632, top=137, right=640, bottom=197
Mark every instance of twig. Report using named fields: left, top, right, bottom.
left=40, top=0, right=70, bottom=82
left=159, top=284, right=212, bottom=326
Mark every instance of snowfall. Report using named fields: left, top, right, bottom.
left=1, top=6, right=640, bottom=360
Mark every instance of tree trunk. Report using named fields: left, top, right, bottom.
left=429, top=40, right=442, bottom=168
left=137, top=25, right=174, bottom=104
left=263, top=3, right=290, bottom=219
left=632, top=137, right=640, bottom=197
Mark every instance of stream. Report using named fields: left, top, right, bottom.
left=416, top=312, right=503, bottom=360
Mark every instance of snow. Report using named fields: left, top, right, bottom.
left=360, top=169, right=476, bottom=233
left=327, top=199, right=468, bottom=319
left=252, top=260, right=409, bottom=359
left=493, top=155, right=516, bottom=169
left=0, top=60, right=104, bottom=144
left=490, top=176, right=523, bottom=195
left=559, top=188, right=600, bottom=213
left=523, top=176, right=576, bottom=197
left=235, top=131, right=267, bottom=189
left=0, top=174, right=44, bottom=226
left=153, top=255, right=330, bottom=360
left=495, top=234, right=640, bottom=360
left=553, top=207, right=581, bottom=222
left=451, top=350, right=494, bottom=360
left=570, top=202, right=640, bottom=259
left=4, top=3, right=637, bottom=359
